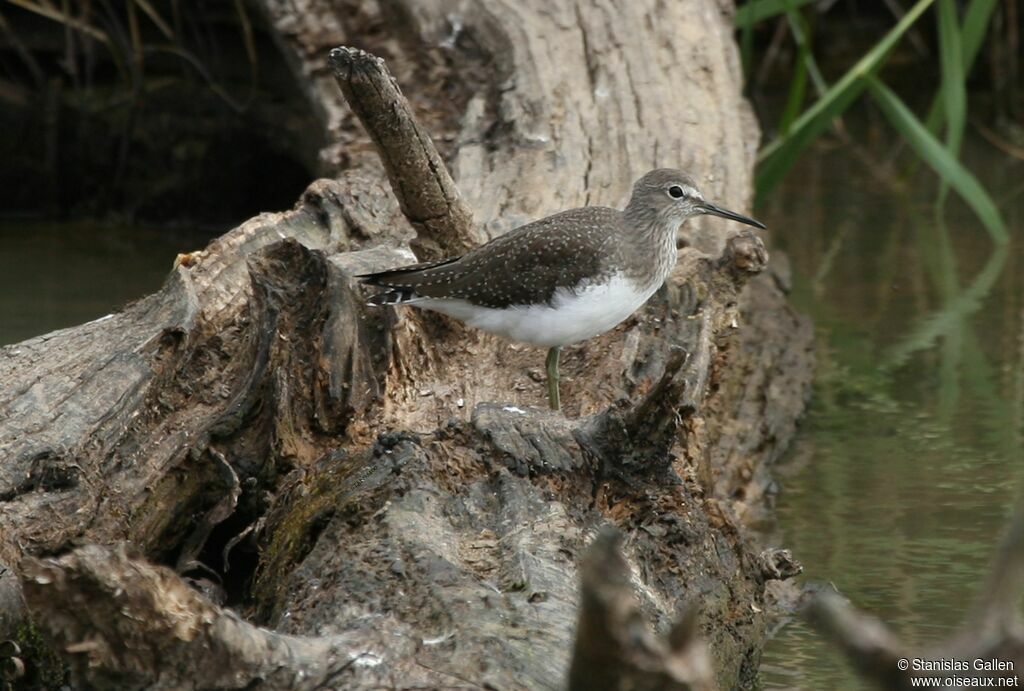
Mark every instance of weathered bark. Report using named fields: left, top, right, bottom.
left=14, top=529, right=718, bottom=691
left=328, top=46, right=477, bottom=260
left=20, top=545, right=384, bottom=691
left=0, top=1, right=813, bottom=689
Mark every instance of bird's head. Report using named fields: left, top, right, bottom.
left=625, top=168, right=766, bottom=231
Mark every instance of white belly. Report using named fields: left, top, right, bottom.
left=413, top=273, right=659, bottom=348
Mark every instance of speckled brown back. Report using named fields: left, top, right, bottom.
left=361, top=207, right=627, bottom=309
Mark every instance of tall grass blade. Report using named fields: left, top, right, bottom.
left=868, top=78, right=1008, bottom=244
left=937, top=0, right=966, bottom=156
left=740, top=18, right=755, bottom=78
left=755, top=86, right=861, bottom=203
left=233, top=0, right=259, bottom=85
left=0, top=8, right=45, bottom=86
left=144, top=45, right=246, bottom=113
left=924, top=0, right=1000, bottom=133
left=735, top=0, right=817, bottom=28
left=779, top=45, right=809, bottom=135
left=8, top=0, right=109, bottom=43
left=783, top=5, right=827, bottom=96
left=755, top=0, right=936, bottom=200
left=777, top=0, right=814, bottom=135
left=127, top=0, right=143, bottom=74
left=960, top=0, right=1000, bottom=69
left=934, top=0, right=966, bottom=204
left=132, top=0, right=174, bottom=39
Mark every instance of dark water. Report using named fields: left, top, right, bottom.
left=0, top=221, right=214, bottom=346
left=758, top=132, right=1024, bottom=689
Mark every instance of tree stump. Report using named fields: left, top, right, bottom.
left=0, top=1, right=813, bottom=688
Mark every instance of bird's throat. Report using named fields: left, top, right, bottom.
left=623, top=216, right=681, bottom=288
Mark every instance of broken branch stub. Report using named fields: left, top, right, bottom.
left=806, top=499, right=1024, bottom=690
left=568, top=529, right=716, bottom=691
left=575, top=348, right=695, bottom=480
left=328, top=46, right=477, bottom=260
left=805, top=593, right=915, bottom=690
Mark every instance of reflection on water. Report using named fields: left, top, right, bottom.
left=0, top=221, right=215, bottom=346
left=758, top=132, right=1023, bottom=689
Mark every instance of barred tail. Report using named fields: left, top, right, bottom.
left=366, top=287, right=419, bottom=306
left=359, top=260, right=455, bottom=306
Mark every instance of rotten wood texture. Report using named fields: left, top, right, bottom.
left=0, top=1, right=814, bottom=688
left=21, top=545, right=382, bottom=690
left=248, top=215, right=776, bottom=691
left=576, top=232, right=769, bottom=483
left=805, top=502, right=1024, bottom=690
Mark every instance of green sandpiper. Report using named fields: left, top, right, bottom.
left=361, top=168, right=766, bottom=411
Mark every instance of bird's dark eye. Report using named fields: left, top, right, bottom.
left=668, top=185, right=685, bottom=199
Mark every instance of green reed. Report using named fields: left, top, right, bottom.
left=739, top=0, right=1007, bottom=243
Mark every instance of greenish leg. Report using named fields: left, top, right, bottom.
left=546, top=346, right=561, bottom=411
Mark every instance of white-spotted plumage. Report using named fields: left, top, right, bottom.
left=410, top=272, right=657, bottom=348
left=358, top=168, right=766, bottom=410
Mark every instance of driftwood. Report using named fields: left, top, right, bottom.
left=15, top=528, right=718, bottom=691
left=0, top=1, right=814, bottom=688
left=804, top=501, right=1024, bottom=690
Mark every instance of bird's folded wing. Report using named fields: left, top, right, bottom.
left=359, top=207, right=622, bottom=309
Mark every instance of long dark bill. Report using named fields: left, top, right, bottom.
left=699, top=202, right=767, bottom=230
